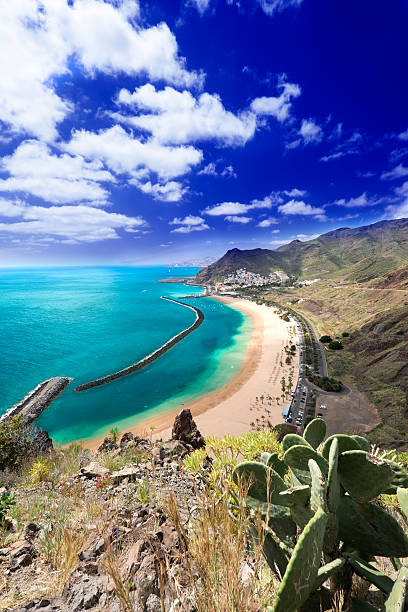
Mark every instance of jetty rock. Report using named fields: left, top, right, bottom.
left=171, top=408, right=205, bottom=450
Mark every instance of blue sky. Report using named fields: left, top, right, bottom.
left=1, top=0, right=408, bottom=266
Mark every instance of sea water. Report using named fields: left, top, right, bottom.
left=0, top=266, right=250, bottom=443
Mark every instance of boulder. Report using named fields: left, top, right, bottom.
left=79, top=462, right=110, bottom=479
left=9, top=539, right=36, bottom=571
left=111, top=466, right=140, bottom=484
left=171, top=409, right=205, bottom=450
left=97, top=437, right=118, bottom=453
left=28, top=431, right=53, bottom=457
left=119, top=432, right=134, bottom=448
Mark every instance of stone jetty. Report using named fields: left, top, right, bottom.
left=0, top=377, right=72, bottom=427
left=74, top=297, right=204, bottom=392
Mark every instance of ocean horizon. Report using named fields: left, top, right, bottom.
left=0, top=266, right=251, bottom=444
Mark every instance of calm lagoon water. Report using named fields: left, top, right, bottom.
left=0, top=266, right=250, bottom=443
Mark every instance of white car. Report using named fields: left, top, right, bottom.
left=320, top=404, right=327, bottom=410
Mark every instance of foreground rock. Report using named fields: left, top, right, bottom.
left=171, top=409, right=205, bottom=450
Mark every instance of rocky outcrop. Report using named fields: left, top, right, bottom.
left=28, top=431, right=54, bottom=457
left=172, top=409, right=205, bottom=450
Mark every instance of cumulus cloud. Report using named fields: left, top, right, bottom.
left=64, top=125, right=203, bottom=180
left=386, top=199, right=408, bottom=219
left=198, top=162, right=237, bottom=178
left=381, top=164, right=408, bottom=181
left=284, top=188, right=307, bottom=197
left=0, top=1, right=201, bottom=141
left=189, top=0, right=211, bottom=14
left=0, top=199, right=146, bottom=242
left=257, top=217, right=279, bottom=227
left=250, top=81, right=301, bottom=122
left=332, top=192, right=376, bottom=208
left=132, top=180, right=187, bottom=202
left=298, top=119, right=323, bottom=144
left=398, top=128, right=408, bottom=141
left=0, top=140, right=114, bottom=204
left=225, top=215, right=252, bottom=223
left=278, top=199, right=326, bottom=220
left=116, top=84, right=256, bottom=146
left=203, top=202, right=250, bottom=216
left=257, top=0, right=303, bottom=17
left=169, top=214, right=209, bottom=233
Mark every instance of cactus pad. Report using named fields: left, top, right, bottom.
left=273, top=508, right=328, bottom=612
left=326, top=437, right=340, bottom=513
left=338, top=496, right=408, bottom=557
left=303, top=418, right=326, bottom=449
left=397, top=487, right=408, bottom=521
left=282, top=433, right=311, bottom=453
left=284, top=444, right=329, bottom=475
left=351, top=435, right=370, bottom=452
left=277, top=485, right=310, bottom=507
left=338, top=450, right=394, bottom=503
left=322, top=434, right=361, bottom=460
left=347, top=553, right=394, bottom=594
left=384, top=566, right=408, bottom=612
left=233, top=461, right=286, bottom=505
left=309, top=459, right=326, bottom=512
left=260, top=452, right=287, bottom=479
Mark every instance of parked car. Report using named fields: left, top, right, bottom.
left=320, top=404, right=327, bottom=410
left=286, top=417, right=293, bottom=423
left=291, top=391, right=295, bottom=397
left=317, top=413, right=324, bottom=418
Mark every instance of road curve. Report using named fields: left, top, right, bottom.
left=74, top=297, right=204, bottom=392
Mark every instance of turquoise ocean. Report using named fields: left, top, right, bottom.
left=0, top=266, right=250, bottom=444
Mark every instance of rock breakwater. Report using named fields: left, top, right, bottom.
left=0, top=377, right=72, bottom=427
left=74, top=297, right=204, bottom=393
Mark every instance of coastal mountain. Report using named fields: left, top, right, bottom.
left=196, top=218, right=408, bottom=283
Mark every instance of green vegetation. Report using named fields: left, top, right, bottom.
left=319, top=335, right=332, bottom=343
left=0, top=415, right=28, bottom=471
left=234, top=420, right=408, bottom=611
left=328, top=340, right=343, bottom=350
left=342, top=331, right=349, bottom=337
left=305, top=367, right=343, bottom=392
left=0, top=488, right=15, bottom=525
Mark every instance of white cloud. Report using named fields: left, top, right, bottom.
left=203, top=202, right=250, bottom=216
left=257, top=0, right=303, bottom=17
left=332, top=192, right=375, bottom=208
left=198, top=162, right=237, bottom=178
left=271, top=229, right=280, bottom=233
left=225, top=215, right=252, bottom=223
left=278, top=199, right=326, bottom=220
left=0, top=140, right=114, bottom=204
left=284, top=188, right=307, bottom=197
left=132, top=180, right=186, bottom=202
left=386, top=199, right=408, bottom=219
left=189, top=0, right=211, bottom=14
left=170, top=215, right=205, bottom=226
left=381, top=164, right=408, bottom=181
left=398, top=128, right=408, bottom=141
left=198, top=162, right=218, bottom=176
left=116, top=84, right=256, bottom=146
left=170, top=214, right=210, bottom=233
left=0, top=0, right=201, bottom=140
left=204, top=193, right=282, bottom=217
left=0, top=199, right=146, bottom=242
left=250, top=81, right=301, bottom=122
left=64, top=125, right=203, bottom=180
left=298, top=119, right=323, bottom=144
left=257, top=217, right=278, bottom=227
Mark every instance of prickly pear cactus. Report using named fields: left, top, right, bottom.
left=233, top=418, right=408, bottom=610
left=273, top=508, right=327, bottom=612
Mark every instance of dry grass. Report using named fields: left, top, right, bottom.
left=163, top=473, right=275, bottom=612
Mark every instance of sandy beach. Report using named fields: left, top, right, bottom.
left=85, top=297, right=298, bottom=449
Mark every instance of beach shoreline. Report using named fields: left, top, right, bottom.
left=81, top=296, right=297, bottom=451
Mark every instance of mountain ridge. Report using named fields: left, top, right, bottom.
left=196, top=218, right=408, bottom=284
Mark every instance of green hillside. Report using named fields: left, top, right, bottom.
left=196, top=218, right=408, bottom=283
